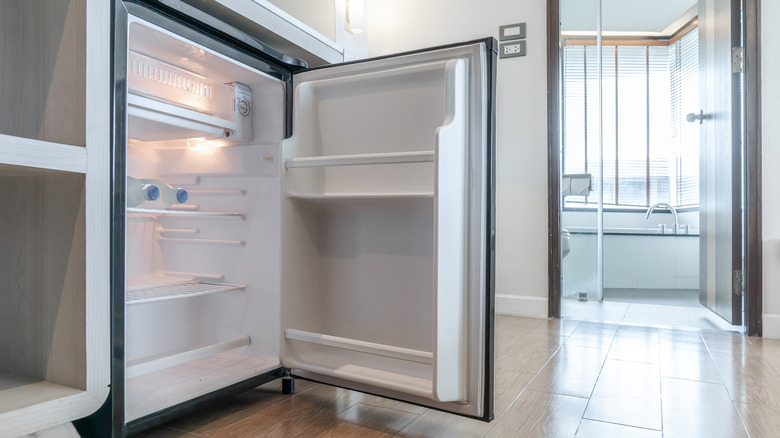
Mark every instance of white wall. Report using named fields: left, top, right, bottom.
left=762, top=0, right=780, bottom=338
left=365, top=0, right=550, bottom=318
left=265, top=0, right=335, bottom=40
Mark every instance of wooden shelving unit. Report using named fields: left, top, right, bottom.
left=0, top=0, right=111, bottom=436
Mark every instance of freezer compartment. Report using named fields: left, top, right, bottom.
left=0, top=165, right=87, bottom=414
left=126, top=19, right=278, bottom=143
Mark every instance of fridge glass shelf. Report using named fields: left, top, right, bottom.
left=126, top=281, right=246, bottom=304
left=127, top=208, right=245, bottom=218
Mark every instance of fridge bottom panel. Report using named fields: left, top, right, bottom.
left=125, top=353, right=280, bottom=422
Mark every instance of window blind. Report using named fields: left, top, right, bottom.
left=562, top=29, right=699, bottom=209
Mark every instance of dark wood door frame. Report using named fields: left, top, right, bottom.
left=546, top=0, right=763, bottom=336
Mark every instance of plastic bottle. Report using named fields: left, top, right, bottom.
left=127, top=176, right=160, bottom=208
left=141, top=179, right=189, bottom=209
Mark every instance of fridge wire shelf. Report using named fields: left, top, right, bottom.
left=126, top=281, right=246, bottom=304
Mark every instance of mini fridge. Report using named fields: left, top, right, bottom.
left=85, top=0, right=496, bottom=435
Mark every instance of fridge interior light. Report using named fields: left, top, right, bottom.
left=186, top=138, right=225, bottom=154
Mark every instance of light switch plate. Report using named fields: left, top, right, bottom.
left=499, top=22, right=526, bottom=41
left=499, top=41, right=526, bottom=58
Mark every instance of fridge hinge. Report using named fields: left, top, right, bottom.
left=732, top=47, right=744, bottom=73
left=733, top=269, right=745, bottom=297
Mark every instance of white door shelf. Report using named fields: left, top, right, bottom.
left=285, top=328, right=433, bottom=365
left=126, top=280, right=246, bottom=304
left=127, top=207, right=246, bottom=218
left=287, top=193, right=434, bottom=205
left=125, top=336, right=251, bottom=379
left=285, top=151, right=435, bottom=169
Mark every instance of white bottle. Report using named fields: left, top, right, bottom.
left=141, top=179, right=189, bottom=209
left=127, top=176, right=160, bottom=208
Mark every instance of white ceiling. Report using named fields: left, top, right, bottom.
left=561, top=0, right=698, bottom=33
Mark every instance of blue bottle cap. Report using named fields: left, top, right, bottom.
left=175, top=189, right=189, bottom=204
left=146, top=186, right=160, bottom=201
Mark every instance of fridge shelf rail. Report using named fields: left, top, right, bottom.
left=284, top=328, right=433, bottom=365
left=126, top=280, right=246, bottom=304
left=125, top=336, right=251, bottom=379
left=284, top=151, right=435, bottom=169
left=127, top=207, right=245, bottom=218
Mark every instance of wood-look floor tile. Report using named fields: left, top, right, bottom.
left=659, top=328, right=705, bottom=346
left=702, top=331, right=759, bottom=355
left=485, top=390, right=588, bottom=438
left=575, top=419, right=661, bottom=438
left=496, top=316, right=545, bottom=346
left=354, top=393, right=427, bottom=415
left=204, top=384, right=361, bottom=437
left=158, top=379, right=315, bottom=436
left=608, top=334, right=659, bottom=364
left=660, top=343, right=722, bottom=383
left=396, top=408, right=492, bottom=438
left=493, top=369, right=535, bottom=416
left=747, top=336, right=780, bottom=370
left=495, top=342, right=560, bottom=374
left=527, top=318, right=581, bottom=339
left=528, top=344, right=608, bottom=398
left=133, top=427, right=204, bottom=437
left=615, top=325, right=660, bottom=338
left=312, top=403, right=419, bottom=438
left=583, top=359, right=661, bottom=430
left=660, top=377, right=747, bottom=438
left=565, top=322, right=618, bottom=349
left=710, top=351, right=780, bottom=407
left=736, top=402, right=780, bottom=438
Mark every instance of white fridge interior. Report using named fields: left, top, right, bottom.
left=124, top=17, right=285, bottom=422
left=124, top=15, right=488, bottom=423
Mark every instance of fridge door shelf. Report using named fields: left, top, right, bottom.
left=126, top=336, right=251, bottom=379
left=126, top=280, right=246, bottom=304
left=284, top=151, right=435, bottom=169
left=284, top=329, right=432, bottom=364
left=286, top=193, right=434, bottom=205
left=285, top=360, right=435, bottom=401
left=127, top=207, right=246, bottom=218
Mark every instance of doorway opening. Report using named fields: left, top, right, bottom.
left=549, top=0, right=762, bottom=333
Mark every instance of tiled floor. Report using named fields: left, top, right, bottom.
left=137, top=316, right=780, bottom=437
left=562, top=297, right=741, bottom=332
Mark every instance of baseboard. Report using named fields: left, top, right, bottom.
left=495, top=294, right=548, bottom=319
left=763, top=313, right=780, bottom=338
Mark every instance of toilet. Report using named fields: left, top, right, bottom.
left=561, top=229, right=571, bottom=258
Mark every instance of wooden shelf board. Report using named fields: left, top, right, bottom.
left=0, top=134, right=86, bottom=174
